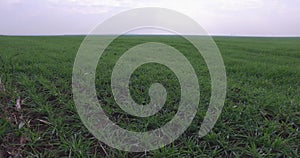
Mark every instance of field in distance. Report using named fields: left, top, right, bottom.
left=0, top=36, right=299, bottom=157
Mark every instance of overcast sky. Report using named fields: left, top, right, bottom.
left=1, top=0, right=299, bottom=36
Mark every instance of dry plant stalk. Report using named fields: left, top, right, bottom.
left=16, top=97, right=22, bottom=111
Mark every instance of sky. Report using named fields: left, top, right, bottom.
left=0, top=0, right=300, bottom=36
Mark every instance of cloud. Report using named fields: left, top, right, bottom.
left=0, top=0, right=22, bottom=5
left=45, top=0, right=136, bottom=14
left=47, top=0, right=134, bottom=7
left=220, top=0, right=264, bottom=11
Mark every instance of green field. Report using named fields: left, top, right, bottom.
left=0, top=36, right=299, bottom=157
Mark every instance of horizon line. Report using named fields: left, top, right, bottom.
left=1, top=34, right=300, bottom=38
